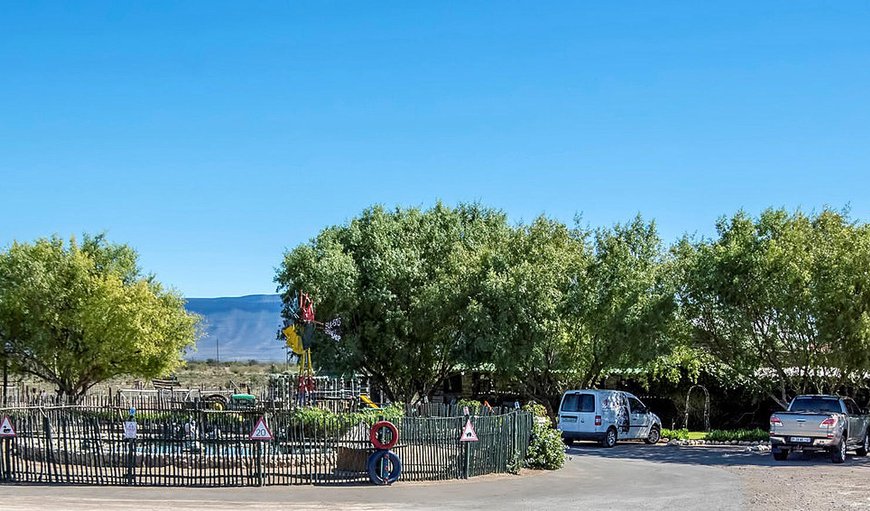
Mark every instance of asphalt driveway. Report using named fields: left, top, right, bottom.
left=0, top=444, right=754, bottom=511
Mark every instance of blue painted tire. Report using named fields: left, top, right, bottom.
left=367, top=450, right=401, bottom=485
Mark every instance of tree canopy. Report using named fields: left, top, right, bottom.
left=277, top=204, right=677, bottom=406
left=0, top=234, right=199, bottom=401
left=675, top=208, right=870, bottom=406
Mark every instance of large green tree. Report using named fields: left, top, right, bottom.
left=276, top=203, right=508, bottom=404
left=464, top=215, right=676, bottom=411
left=0, top=234, right=200, bottom=401
left=675, top=208, right=870, bottom=407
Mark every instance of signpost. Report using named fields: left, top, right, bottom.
left=0, top=416, right=12, bottom=482
left=123, top=421, right=138, bottom=439
left=250, top=416, right=272, bottom=487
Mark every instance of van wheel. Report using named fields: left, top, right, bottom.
left=831, top=439, right=847, bottom=464
left=644, top=427, right=661, bottom=445
left=600, top=428, right=618, bottom=448
left=856, top=434, right=869, bottom=457
left=772, top=449, right=789, bottom=461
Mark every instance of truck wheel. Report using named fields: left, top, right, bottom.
left=856, top=434, right=869, bottom=457
left=831, top=439, right=847, bottom=464
left=600, top=427, right=618, bottom=448
left=644, top=427, right=661, bottom=445
left=772, top=449, right=789, bottom=461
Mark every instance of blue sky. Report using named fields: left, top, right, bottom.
left=2, top=2, right=869, bottom=297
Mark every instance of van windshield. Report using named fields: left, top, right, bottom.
left=562, top=393, right=595, bottom=413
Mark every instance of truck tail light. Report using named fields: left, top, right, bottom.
left=820, top=417, right=837, bottom=427
left=770, top=415, right=782, bottom=427
left=595, top=415, right=602, bottom=426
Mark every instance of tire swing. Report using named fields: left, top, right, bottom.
left=366, top=420, right=402, bottom=485
left=369, top=420, right=399, bottom=450
left=366, top=449, right=402, bottom=485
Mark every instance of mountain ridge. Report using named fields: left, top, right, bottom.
left=185, top=294, right=286, bottom=362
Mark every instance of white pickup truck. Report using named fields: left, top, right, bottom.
left=769, top=395, right=870, bottom=463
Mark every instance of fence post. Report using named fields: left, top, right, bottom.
left=256, top=441, right=263, bottom=487
left=3, top=437, right=10, bottom=482
left=462, top=412, right=470, bottom=479
left=126, top=438, right=135, bottom=485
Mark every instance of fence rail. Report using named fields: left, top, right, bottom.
left=0, top=404, right=532, bottom=487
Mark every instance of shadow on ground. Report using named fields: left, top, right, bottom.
left=566, top=442, right=870, bottom=468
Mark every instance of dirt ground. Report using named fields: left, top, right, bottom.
left=726, top=451, right=870, bottom=508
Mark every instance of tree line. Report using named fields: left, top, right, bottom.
left=1, top=204, right=869, bottom=408
left=276, top=204, right=870, bottom=409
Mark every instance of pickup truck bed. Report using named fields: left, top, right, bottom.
left=770, top=395, right=870, bottom=464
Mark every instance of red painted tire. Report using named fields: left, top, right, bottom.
left=370, top=421, right=399, bottom=450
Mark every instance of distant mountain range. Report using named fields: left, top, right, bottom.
left=185, top=294, right=287, bottom=362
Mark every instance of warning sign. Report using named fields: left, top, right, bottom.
left=459, top=418, right=478, bottom=442
left=0, top=416, right=15, bottom=438
left=250, top=416, right=273, bottom=441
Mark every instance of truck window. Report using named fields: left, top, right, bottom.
left=562, top=393, right=595, bottom=413
left=845, top=399, right=860, bottom=415
left=789, top=397, right=842, bottom=414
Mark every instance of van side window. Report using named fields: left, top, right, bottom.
left=627, top=396, right=646, bottom=414
left=562, top=393, right=595, bottom=412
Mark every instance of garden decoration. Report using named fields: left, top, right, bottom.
left=281, top=291, right=342, bottom=405
left=367, top=420, right=402, bottom=485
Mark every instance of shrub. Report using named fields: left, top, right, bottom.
left=706, top=428, right=768, bottom=443
left=662, top=428, right=689, bottom=440
left=525, top=421, right=566, bottom=470
left=523, top=402, right=565, bottom=470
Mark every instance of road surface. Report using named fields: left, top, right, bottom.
left=0, top=444, right=789, bottom=510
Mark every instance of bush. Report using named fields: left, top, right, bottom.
left=522, top=402, right=565, bottom=470
left=525, top=422, right=566, bottom=470
left=662, top=428, right=689, bottom=440
left=706, top=428, right=768, bottom=443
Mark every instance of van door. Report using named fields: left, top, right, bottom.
left=626, top=394, right=652, bottom=440
left=559, top=392, right=598, bottom=435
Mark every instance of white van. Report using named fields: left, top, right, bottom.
left=557, top=389, right=662, bottom=447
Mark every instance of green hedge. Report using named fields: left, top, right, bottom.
left=706, top=428, right=768, bottom=442
left=662, top=428, right=689, bottom=440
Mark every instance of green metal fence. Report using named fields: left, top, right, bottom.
left=0, top=404, right=532, bottom=486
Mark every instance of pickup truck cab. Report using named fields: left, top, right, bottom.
left=770, top=394, right=870, bottom=463
left=557, top=389, right=662, bottom=447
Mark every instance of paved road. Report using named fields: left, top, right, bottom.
left=0, top=444, right=753, bottom=510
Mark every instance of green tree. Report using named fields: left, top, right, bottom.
left=276, top=203, right=508, bottom=404
left=675, top=208, right=870, bottom=407
left=460, top=217, right=590, bottom=410
left=571, top=216, right=677, bottom=387
left=0, top=234, right=199, bottom=401
left=465, top=215, right=676, bottom=411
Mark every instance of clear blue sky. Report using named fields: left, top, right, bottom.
left=2, top=2, right=869, bottom=297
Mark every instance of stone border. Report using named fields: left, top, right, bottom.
left=661, top=438, right=771, bottom=453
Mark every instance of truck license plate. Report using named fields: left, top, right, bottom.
left=791, top=436, right=811, bottom=443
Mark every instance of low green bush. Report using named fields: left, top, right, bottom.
left=661, top=428, right=689, bottom=440
left=705, top=428, right=768, bottom=443
left=523, top=402, right=565, bottom=470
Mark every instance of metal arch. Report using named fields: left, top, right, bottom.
left=684, top=385, right=711, bottom=432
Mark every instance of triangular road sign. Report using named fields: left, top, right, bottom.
left=460, top=418, right=478, bottom=442
left=250, top=416, right=273, bottom=441
left=0, top=416, right=15, bottom=438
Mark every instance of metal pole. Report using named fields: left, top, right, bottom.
left=2, top=355, right=8, bottom=407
